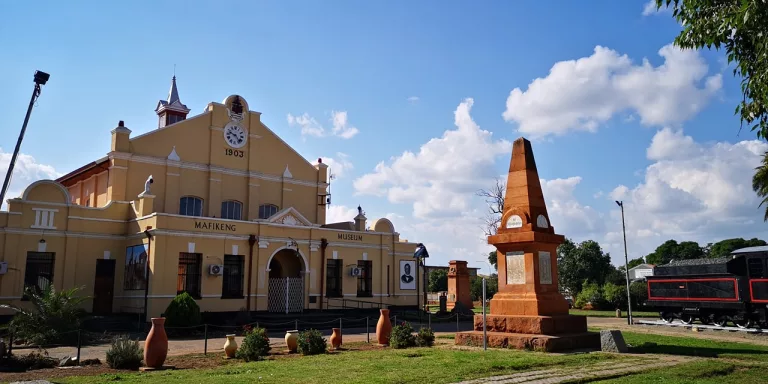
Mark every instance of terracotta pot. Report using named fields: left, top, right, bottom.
left=376, top=309, right=392, bottom=345
left=144, top=317, right=168, bottom=368
left=285, top=330, right=298, bottom=353
left=224, top=334, right=238, bottom=358
left=330, top=328, right=342, bottom=350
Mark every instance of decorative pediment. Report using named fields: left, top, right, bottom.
left=268, top=207, right=313, bottom=227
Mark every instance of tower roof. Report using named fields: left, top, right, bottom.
left=155, top=75, right=190, bottom=114
left=501, top=137, right=553, bottom=233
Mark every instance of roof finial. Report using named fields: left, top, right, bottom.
left=173, top=64, right=176, bottom=78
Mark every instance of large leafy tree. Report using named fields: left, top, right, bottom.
left=557, top=239, right=614, bottom=296
left=645, top=239, right=705, bottom=265
left=708, top=237, right=767, bottom=258
left=655, top=0, right=768, bottom=219
left=487, top=250, right=497, bottom=270
left=428, top=269, right=448, bottom=292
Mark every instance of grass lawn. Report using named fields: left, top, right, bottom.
left=587, top=329, right=768, bottom=383
left=58, top=344, right=623, bottom=384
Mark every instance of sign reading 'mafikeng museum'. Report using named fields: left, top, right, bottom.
left=337, top=233, right=363, bottom=241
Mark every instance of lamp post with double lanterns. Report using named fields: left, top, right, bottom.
left=413, top=243, right=430, bottom=321
left=0, top=70, right=50, bottom=206
left=615, top=200, right=633, bottom=325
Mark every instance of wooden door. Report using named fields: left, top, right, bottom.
left=93, top=259, right=116, bottom=315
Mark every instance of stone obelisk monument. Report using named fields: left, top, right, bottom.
left=455, top=137, right=599, bottom=351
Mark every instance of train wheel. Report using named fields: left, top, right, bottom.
left=735, top=319, right=753, bottom=329
left=713, top=316, right=728, bottom=327
left=680, top=314, right=694, bottom=325
left=660, top=312, right=674, bottom=323
left=699, top=316, right=712, bottom=325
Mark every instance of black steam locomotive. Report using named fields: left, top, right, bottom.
left=645, top=246, right=768, bottom=328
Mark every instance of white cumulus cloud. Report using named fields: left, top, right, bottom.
left=317, top=152, right=354, bottom=180
left=502, top=44, right=722, bottom=138
left=287, top=110, right=360, bottom=139
left=1, top=148, right=62, bottom=210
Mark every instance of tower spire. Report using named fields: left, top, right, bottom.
left=155, top=73, right=190, bottom=128
left=501, top=137, right=553, bottom=233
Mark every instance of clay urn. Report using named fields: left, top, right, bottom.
left=144, top=317, right=168, bottom=368
left=330, top=328, right=342, bottom=350
left=285, top=330, right=299, bottom=353
left=224, top=334, right=238, bottom=358
left=376, top=309, right=392, bottom=346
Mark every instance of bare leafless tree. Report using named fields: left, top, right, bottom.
left=476, top=177, right=505, bottom=236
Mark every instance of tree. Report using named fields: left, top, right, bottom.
left=428, top=269, right=448, bottom=292
left=557, top=238, right=614, bottom=297
left=709, top=237, right=768, bottom=258
left=627, top=257, right=646, bottom=269
left=470, top=275, right=498, bottom=301
left=487, top=250, right=497, bottom=270
left=645, top=240, right=704, bottom=265
left=655, top=0, right=768, bottom=219
left=755, top=152, right=768, bottom=221
left=0, top=285, right=88, bottom=346
left=476, top=177, right=505, bottom=236
left=602, top=282, right=628, bottom=310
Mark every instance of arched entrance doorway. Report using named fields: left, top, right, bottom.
left=267, top=248, right=306, bottom=313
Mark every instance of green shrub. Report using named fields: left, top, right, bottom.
left=602, top=282, right=628, bottom=310
left=574, top=281, right=608, bottom=310
left=630, top=280, right=648, bottom=308
left=5, top=351, right=58, bottom=371
left=297, top=329, right=327, bottom=356
left=105, top=336, right=143, bottom=370
left=236, top=326, right=271, bottom=361
left=390, top=322, right=416, bottom=349
left=0, top=286, right=87, bottom=346
left=415, top=327, right=435, bottom=347
left=164, top=292, right=202, bottom=328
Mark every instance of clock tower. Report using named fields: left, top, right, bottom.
left=155, top=76, right=191, bottom=128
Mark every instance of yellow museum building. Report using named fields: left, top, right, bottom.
left=0, top=78, right=421, bottom=320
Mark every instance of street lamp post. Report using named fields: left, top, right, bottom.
left=0, top=71, right=50, bottom=206
left=414, top=243, right=430, bottom=324
left=615, top=201, right=633, bottom=325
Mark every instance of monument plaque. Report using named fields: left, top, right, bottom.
left=505, top=252, right=525, bottom=285
left=538, top=251, right=552, bottom=284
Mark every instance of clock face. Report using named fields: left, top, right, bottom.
left=224, top=123, right=247, bottom=148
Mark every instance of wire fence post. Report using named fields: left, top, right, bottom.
left=204, top=324, right=208, bottom=355
left=8, top=331, right=13, bottom=356
left=76, top=329, right=82, bottom=364
left=295, top=319, right=298, bottom=331
left=394, top=315, right=397, bottom=326
left=339, top=318, right=342, bottom=335
left=456, top=313, right=460, bottom=333
left=366, top=317, right=370, bottom=343
left=428, top=312, right=431, bottom=329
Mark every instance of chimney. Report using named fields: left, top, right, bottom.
left=111, top=120, right=131, bottom=152
left=354, top=205, right=367, bottom=232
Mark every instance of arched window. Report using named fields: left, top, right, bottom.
left=221, top=200, right=243, bottom=220
left=258, top=204, right=279, bottom=219
left=180, top=196, right=203, bottom=217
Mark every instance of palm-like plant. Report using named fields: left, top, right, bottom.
left=0, top=285, right=88, bottom=346
left=754, top=151, right=768, bottom=222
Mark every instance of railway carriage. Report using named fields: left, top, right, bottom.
left=645, top=246, right=768, bottom=328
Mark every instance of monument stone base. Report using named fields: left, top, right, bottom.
left=455, top=314, right=600, bottom=352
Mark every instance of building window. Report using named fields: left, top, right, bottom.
left=222, top=255, right=244, bottom=298
left=32, top=208, right=57, bottom=229
left=357, top=260, right=373, bottom=297
left=23, top=252, right=55, bottom=297
left=180, top=196, right=203, bottom=217
left=326, top=259, right=343, bottom=298
left=258, top=204, right=279, bottom=219
left=124, top=244, right=148, bottom=290
left=177, top=253, right=202, bottom=298
left=167, top=114, right=184, bottom=125
left=221, top=200, right=243, bottom=220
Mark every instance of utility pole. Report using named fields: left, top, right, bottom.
left=616, top=200, right=633, bottom=325
left=0, top=71, right=50, bottom=205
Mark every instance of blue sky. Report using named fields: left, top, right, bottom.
left=1, top=1, right=766, bottom=271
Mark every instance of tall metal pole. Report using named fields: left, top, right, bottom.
left=0, top=81, right=44, bottom=205
left=618, top=201, right=633, bottom=325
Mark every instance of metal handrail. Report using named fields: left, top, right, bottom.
left=324, top=297, right=383, bottom=310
